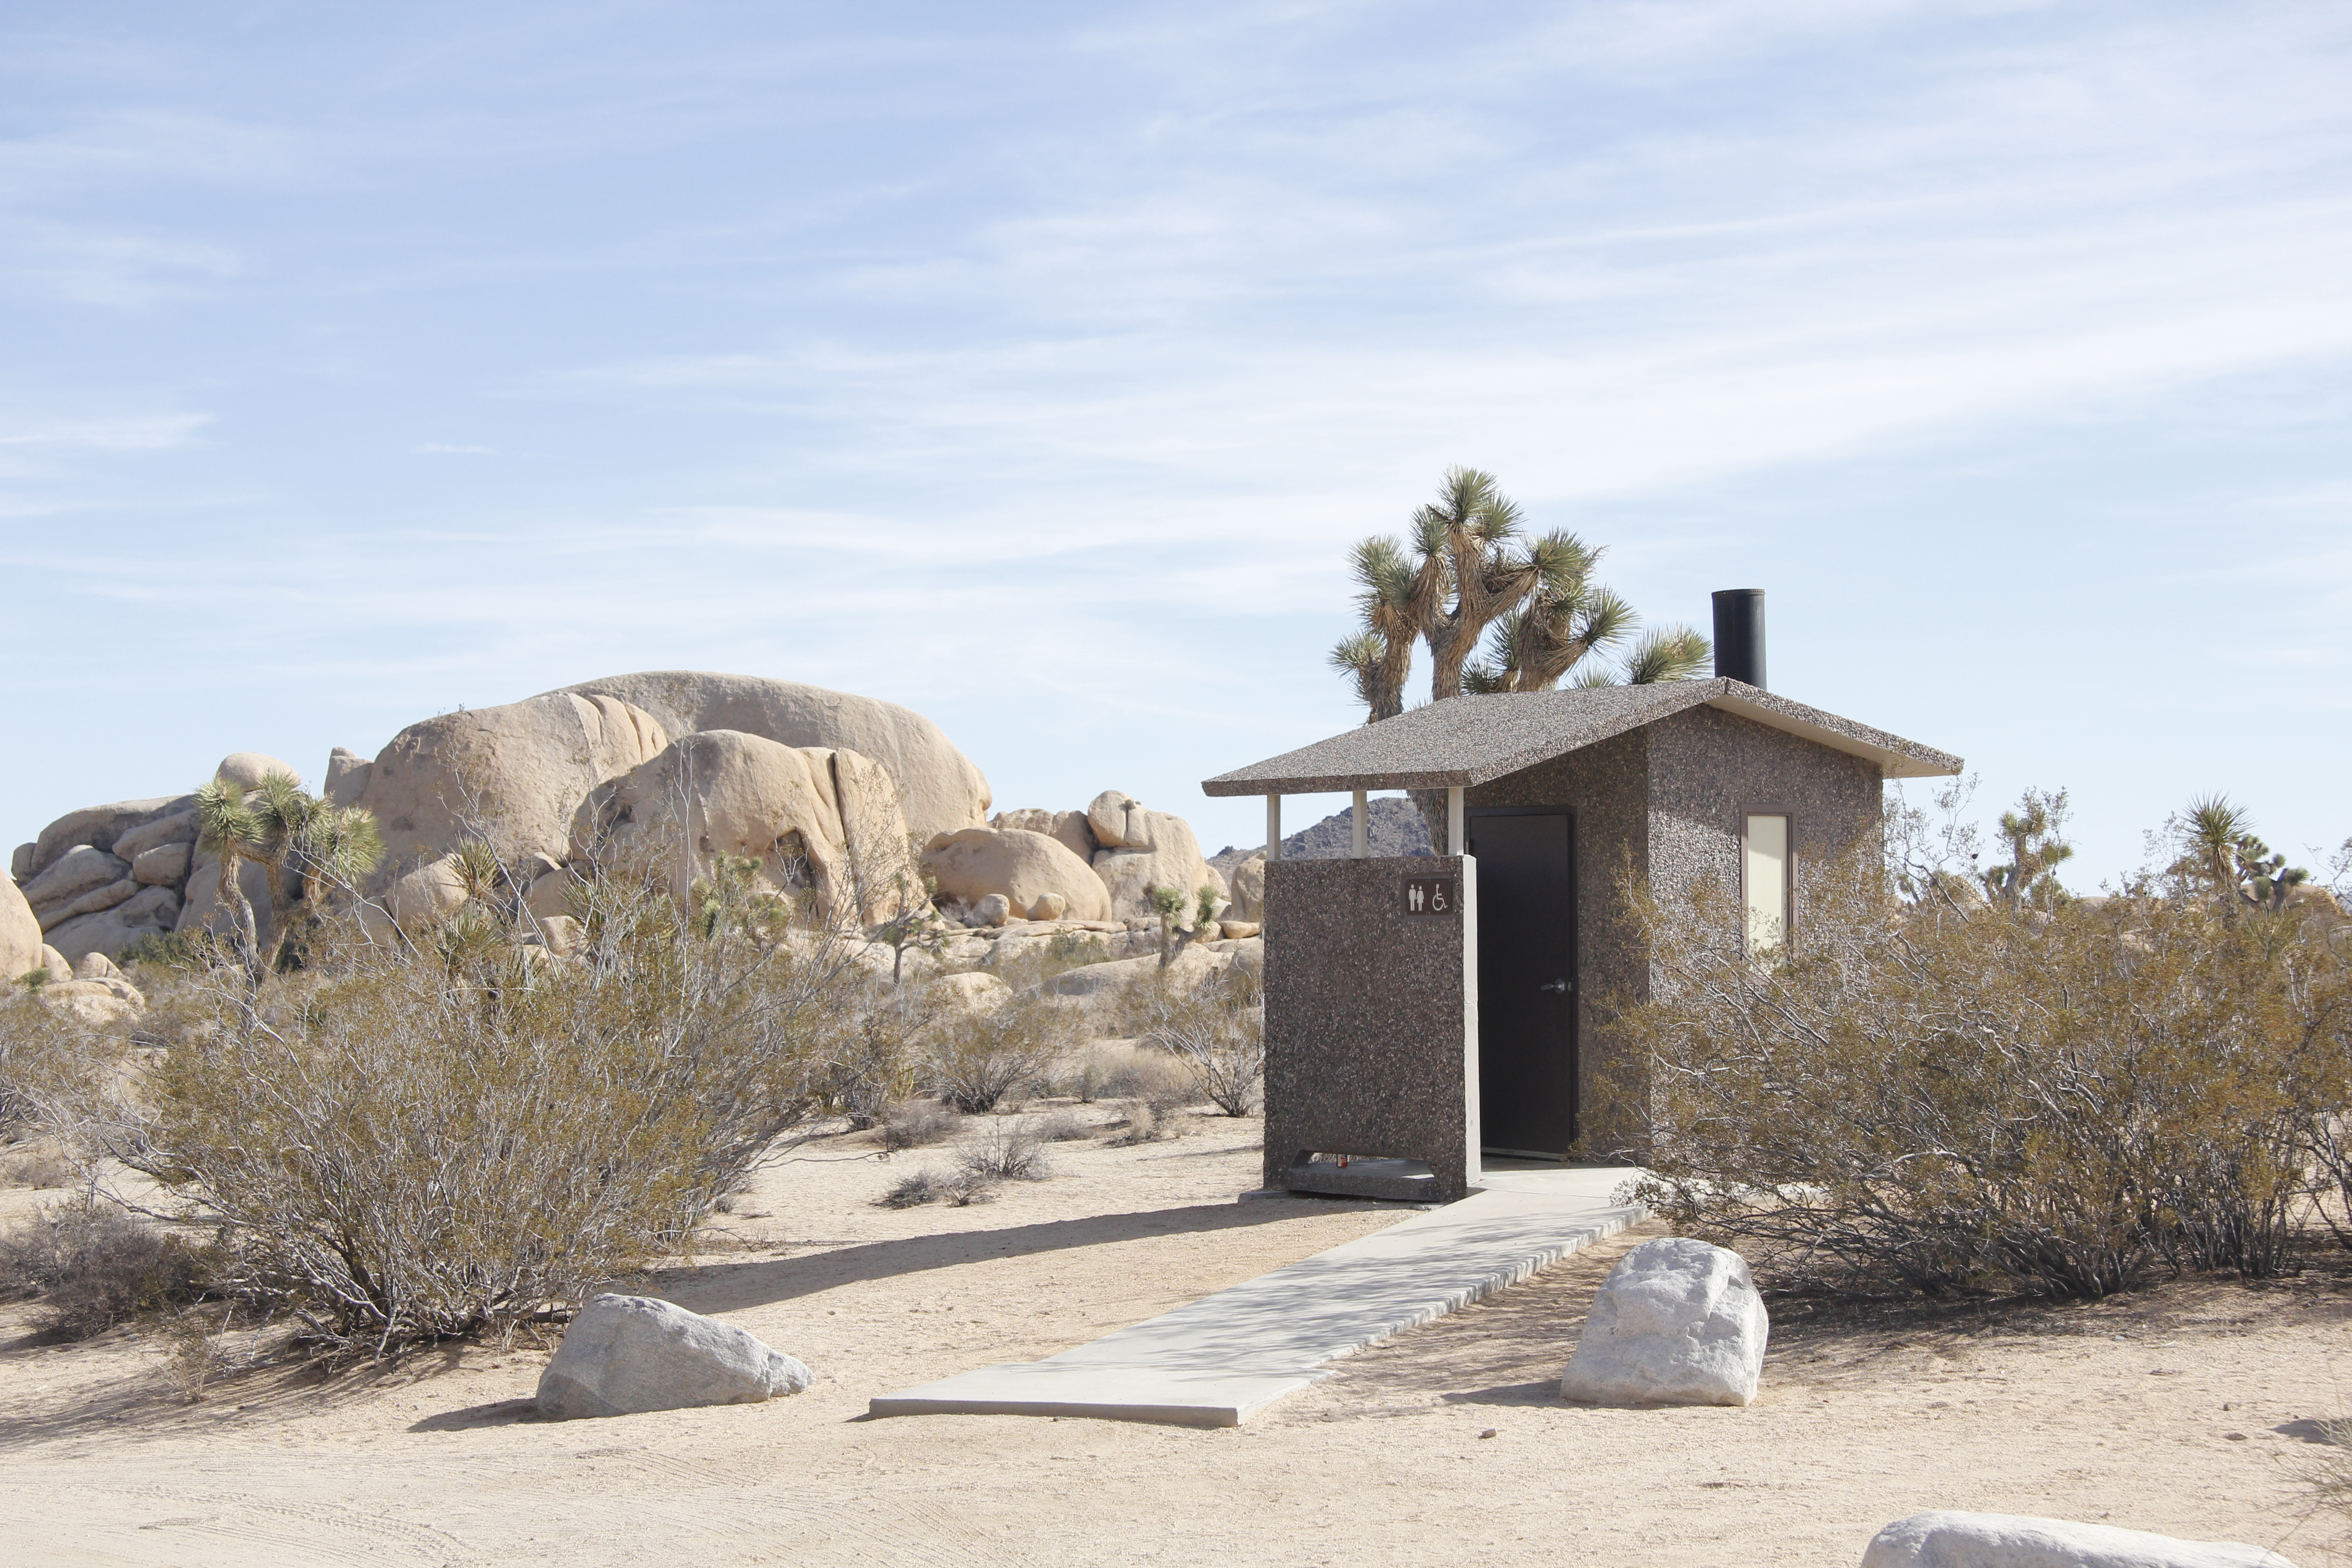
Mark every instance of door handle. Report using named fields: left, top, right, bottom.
left=1539, top=979, right=1570, bottom=994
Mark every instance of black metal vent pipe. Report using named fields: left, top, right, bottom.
left=1711, top=589, right=1765, bottom=689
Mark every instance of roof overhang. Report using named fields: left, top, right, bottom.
left=1200, top=679, right=1961, bottom=797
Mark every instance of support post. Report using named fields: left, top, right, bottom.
left=1266, top=794, right=1282, bottom=861
left=1447, top=785, right=1465, bottom=857
left=1351, top=789, right=1368, bottom=858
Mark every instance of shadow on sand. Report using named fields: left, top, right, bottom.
left=649, top=1197, right=1376, bottom=1316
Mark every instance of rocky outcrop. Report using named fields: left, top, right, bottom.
left=922, top=828, right=1114, bottom=925
left=537, top=1293, right=812, bottom=1420
left=355, top=691, right=671, bottom=879
left=1087, top=793, right=1222, bottom=926
left=548, top=672, right=990, bottom=847
left=1225, top=855, right=1266, bottom=922
left=1559, top=1237, right=1768, bottom=1407
left=27, top=797, right=189, bottom=881
left=1, top=873, right=44, bottom=981
left=574, top=730, right=851, bottom=912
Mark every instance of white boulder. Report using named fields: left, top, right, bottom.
left=536, top=1293, right=812, bottom=1420
left=1860, top=1512, right=2297, bottom=1568
left=1559, top=1236, right=1768, bottom=1407
left=545, top=671, right=990, bottom=848
left=323, top=746, right=373, bottom=806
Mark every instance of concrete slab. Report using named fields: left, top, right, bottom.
left=868, top=1165, right=1645, bottom=1427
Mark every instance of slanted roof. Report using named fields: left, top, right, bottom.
left=1200, top=679, right=1962, bottom=795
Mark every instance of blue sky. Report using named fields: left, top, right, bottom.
left=3, top=1, right=2347, bottom=887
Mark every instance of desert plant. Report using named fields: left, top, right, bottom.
left=0, top=1199, right=208, bottom=1339
left=1104, top=1097, right=1184, bottom=1147
left=876, top=1167, right=997, bottom=1208
left=879, top=1098, right=961, bottom=1152
left=927, top=990, right=1070, bottom=1113
left=18, top=866, right=881, bottom=1358
left=1147, top=884, right=1221, bottom=969
left=1027, top=1107, right=1092, bottom=1142
left=1137, top=963, right=1265, bottom=1116
left=0, top=1148, right=76, bottom=1189
left=1592, top=813, right=2347, bottom=1300
left=957, top=1123, right=1051, bottom=1182
left=1983, top=786, right=2075, bottom=910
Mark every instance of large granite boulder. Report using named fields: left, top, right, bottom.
left=174, top=856, right=278, bottom=951
left=1086, top=794, right=1221, bottom=926
left=537, top=1294, right=811, bottom=1420
left=112, top=809, right=199, bottom=866
left=353, top=692, right=671, bottom=878
left=1225, top=854, right=1267, bottom=922
left=573, top=730, right=851, bottom=914
left=546, top=672, right=989, bottom=848
left=995, top=807, right=1098, bottom=867
left=20, top=847, right=131, bottom=916
left=806, top=745, right=924, bottom=923
left=1861, top=1513, right=2296, bottom=1568
left=215, top=752, right=300, bottom=790
left=921, top=828, right=1113, bottom=924
left=1559, top=1236, right=1768, bottom=1407
left=0, top=873, right=43, bottom=981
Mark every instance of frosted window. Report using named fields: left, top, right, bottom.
left=1744, top=814, right=1789, bottom=955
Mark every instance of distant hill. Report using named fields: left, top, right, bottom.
left=1209, top=795, right=1432, bottom=875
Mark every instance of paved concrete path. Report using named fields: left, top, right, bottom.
left=867, top=1165, right=1646, bottom=1428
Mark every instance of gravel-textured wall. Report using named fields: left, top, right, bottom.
left=1262, top=855, right=1480, bottom=1201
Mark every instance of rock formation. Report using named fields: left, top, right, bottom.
left=353, top=691, right=671, bottom=878
left=921, top=828, right=1113, bottom=924
left=544, top=672, right=990, bottom=847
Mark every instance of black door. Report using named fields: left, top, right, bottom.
left=1466, top=811, right=1576, bottom=1156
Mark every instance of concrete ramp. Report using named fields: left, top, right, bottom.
left=868, top=1166, right=1645, bottom=1427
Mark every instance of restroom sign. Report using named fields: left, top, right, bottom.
left=1401, top=876, right=1459, bottom=918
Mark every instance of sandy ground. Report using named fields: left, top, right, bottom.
left=4, top=1114, right=2351, bottom=1568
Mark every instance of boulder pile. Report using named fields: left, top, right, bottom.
left=10, top=673, right=1264, bottom=976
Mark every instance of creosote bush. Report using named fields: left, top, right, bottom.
left=956, top=1123, right=1051, bottom=1182
left=1594, top=803, right=2352, bottom=1301
left=0, top=1200, right=208, bottom=1339
left=1134, top=959, right=1264, bottom=1116
left=926, top=990, right=1072, bottom=1114
left=13, top=857, right=896, bottom=1359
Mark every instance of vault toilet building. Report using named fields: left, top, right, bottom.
left=1201, top=591, right=1964, bottom=1203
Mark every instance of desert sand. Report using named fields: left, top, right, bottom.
left=3, top=1116, right=2349, bottom=1567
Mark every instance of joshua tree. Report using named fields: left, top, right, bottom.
left=1983, top=787, right=2074, bottom=910
left=2176, top=794, right=2309, bottom=917
left=1331, top=466, right=1714, bottom=714
left=193, top=772, right=385, bottom=995
left=1148, top=884, right=1222, bottom=969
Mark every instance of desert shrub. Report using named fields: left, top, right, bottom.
left=880, top=1098, right=961, bottom=1151
left=21, top=867, right=884, bottom=1358
left=876, top=1167, right=997, bottom=1208
left=117, top=931, right=201, bottom=975
left=0, top=1200, right=207, bottom=1338
left=1028, top=1107, right=1092, bottom=1142
left=0, top=1148, right=75, bottom=1189
left=957, top=1123, right=1051, bottom=1181
left=1135, top=960, right=1264, bottom=1116
left=1597, top=825, right=2350, bottom=1300
left=927, top=990, right=1072, bottom=1113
